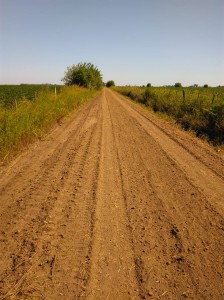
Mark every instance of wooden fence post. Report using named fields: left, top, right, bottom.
left=182, top=89, right=186, bottom=103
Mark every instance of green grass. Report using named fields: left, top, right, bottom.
left=0, top=85, right=98, bottom=161
left=113, top=86, right=224, bottom=145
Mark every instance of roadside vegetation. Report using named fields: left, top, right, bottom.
left=0, top=62, right=103, bottom=162
left=0, top=85, right=98, bottom=161
left=113, top=86, right=224, bottom=145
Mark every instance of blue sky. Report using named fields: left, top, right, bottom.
left=0, top=0, right=223, bottom=86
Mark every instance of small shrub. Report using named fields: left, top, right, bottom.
left=143, top=89, right=158, bottom=107
left=175, top=83, right=182, bottom=87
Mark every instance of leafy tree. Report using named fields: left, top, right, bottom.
left=175, top=82, right=182, bottom=87
left=204, top=84, right=208, bottom=88
left=106, top=80, right=115, bottom=87
left=62, top=62, right=103, bottom=89
left=146, top=83, right=151, bottom=87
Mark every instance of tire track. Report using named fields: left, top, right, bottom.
left=19, top=101, right=102, bottom=300
left=113, top=90, right=224, bottom=180
left=111, top=95, right=224, bottom=221
left=86, top=90, right=140, bottom=300
left=106, top=93, right=149, bottom=298
left=109, top=90, right=224, bottom=214
left=0, top=98, right=98, bottom=215
left=0, top=97, right=101, bottom=299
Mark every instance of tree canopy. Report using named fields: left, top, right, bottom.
left=62, top=62, right=103, bottom=89
left=106, top=80, right=115, bottom=88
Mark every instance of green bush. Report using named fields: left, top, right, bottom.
left=175, top=83, right=182, bottom=87
left=143, top=89, right=158, bottom=108
left=62, top=62, right=103, bottom=90
left=106, top=80, right=115, bottom=87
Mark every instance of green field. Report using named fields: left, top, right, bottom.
left=0, top=84, right=63, bottom=107
left=113, top=86, right=224, bottom=145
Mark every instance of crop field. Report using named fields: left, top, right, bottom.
left=114, top=86, right=224, bottom=144
left=0, top=84, right=62, bottom=107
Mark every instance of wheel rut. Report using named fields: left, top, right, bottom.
left=86, top=90, right=139, bottom=300
left=109, top=90, right=224, bottom=215
left=0, top=96, right=101, bottom=299
left=115, top=91, right=224, bottom=180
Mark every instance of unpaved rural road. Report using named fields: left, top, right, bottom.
left=0, top=88, right=224, bottom=300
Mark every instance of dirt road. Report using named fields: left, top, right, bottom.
left=0, top=88, right=224, bottom=300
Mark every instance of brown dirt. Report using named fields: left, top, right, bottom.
left=0, top=88, right=223, bottom=300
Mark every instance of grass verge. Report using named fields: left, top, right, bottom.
left=113, top=86, right=224, bottom=146
left=0, top=86, right=99, bottom=162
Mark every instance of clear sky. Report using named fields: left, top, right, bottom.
left=0, top=0, right=223, bottom=86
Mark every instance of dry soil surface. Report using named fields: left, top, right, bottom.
left=0, top=88, right=224, bottom=300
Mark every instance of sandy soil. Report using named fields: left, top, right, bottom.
left=0, top=88, right=223, bottom=300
